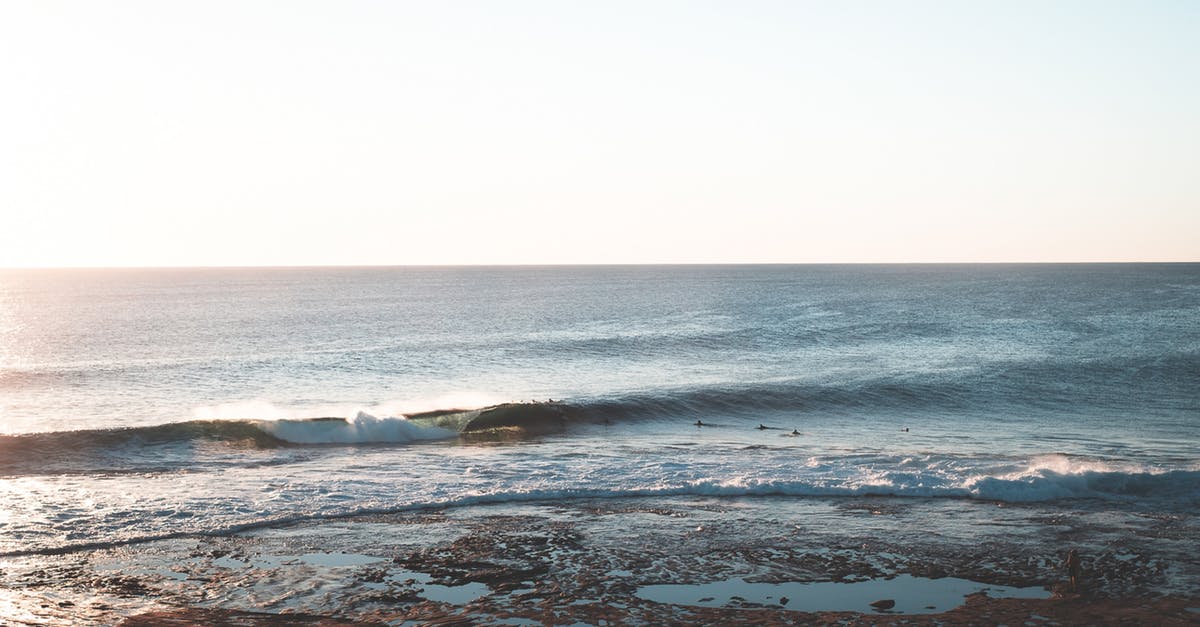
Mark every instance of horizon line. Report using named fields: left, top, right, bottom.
left=3, top=260, right=1199, bottom=271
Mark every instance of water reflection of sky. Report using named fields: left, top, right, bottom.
left=637, top=573, right=1049, bottom=614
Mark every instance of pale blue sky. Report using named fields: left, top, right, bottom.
left=1, top=1, right=1197, bottom=266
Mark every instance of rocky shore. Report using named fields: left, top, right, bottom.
left=3, top=496, right=1196, bottom=625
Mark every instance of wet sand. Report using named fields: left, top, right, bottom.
left=2, top=496, right=1197, bottom=625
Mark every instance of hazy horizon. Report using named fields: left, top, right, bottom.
left=5, top=260, right=1200, bottom=271
left=3, top=1, right=1197, bottom=267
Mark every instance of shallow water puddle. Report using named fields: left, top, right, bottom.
left=636, top=573, right=1049, bottom=614
left=237, top=552, right=388, bottom=568
left=206, top=552, right=487, bottom=605
left=367, top=569, right=489, bottom=604
left=399, top=571, right=488, bottom=604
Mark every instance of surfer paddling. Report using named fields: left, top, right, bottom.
left=694, top=420, right=705, bottom=427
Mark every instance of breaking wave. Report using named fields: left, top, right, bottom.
left=0, top=412, right=457, bottom=475
left=255, top=412, right=454, bottom=445
left=2, top=362, right=1197, bottom=475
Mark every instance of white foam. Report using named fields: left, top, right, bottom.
left=255, top=412, right=456, bottom=444
left=964, top=458, right=1199, bottom=502
left=9, top=454, right=1200, bottom=558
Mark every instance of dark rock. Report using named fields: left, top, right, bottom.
left=870, top=599, right=896, bottom=610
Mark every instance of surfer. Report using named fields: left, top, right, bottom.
left=695, top=420, right=705, bottom=427
left=757, top=423, right=768, bottom=430
left=791, top=428, right=800, bottom=436
left=1064, top=549, right=1082, bottom=592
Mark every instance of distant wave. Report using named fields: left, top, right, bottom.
left=0, top=412, right=458, bottom=475
left=397, top=379, right=989, bottom=432
left=0, top=377, right=926, bottom=472
left=0, top=419, right=284, bottom=460
left=0, top=376, right=966, bottom=473
left=560, top=379, right=973, bottom=420
left=3, top=359, right=1198, bottom=474
left=511, top=354, right=1199, bottom=424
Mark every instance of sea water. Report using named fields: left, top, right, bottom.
left=0, top=264, right=1197, bottom=556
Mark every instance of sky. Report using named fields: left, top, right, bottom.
left=1, top=1, right=1197, bottom=267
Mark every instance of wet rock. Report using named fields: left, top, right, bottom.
left=870, top=599, right=895, bottom=610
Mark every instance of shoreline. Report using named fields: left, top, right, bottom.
left=119, top=595, right=1200, bottom=626
left=3, top=495, right=1196, bottom=625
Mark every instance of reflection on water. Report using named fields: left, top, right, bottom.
left=637, top=573, right=1049, bottom=614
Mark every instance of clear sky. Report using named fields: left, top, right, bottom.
left=1, top=1, right=1197, bottom=267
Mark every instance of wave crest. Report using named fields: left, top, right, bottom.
left=966, top=468, right=1200, bottom=502
left=0, top=411, right=460, bottom=475
left=258, top=412, right=454, bottom=444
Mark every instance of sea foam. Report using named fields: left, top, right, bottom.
left=255, top=412, right=456, bottom=445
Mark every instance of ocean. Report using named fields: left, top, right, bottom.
left=1, top=264, right=1198, bottom=622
